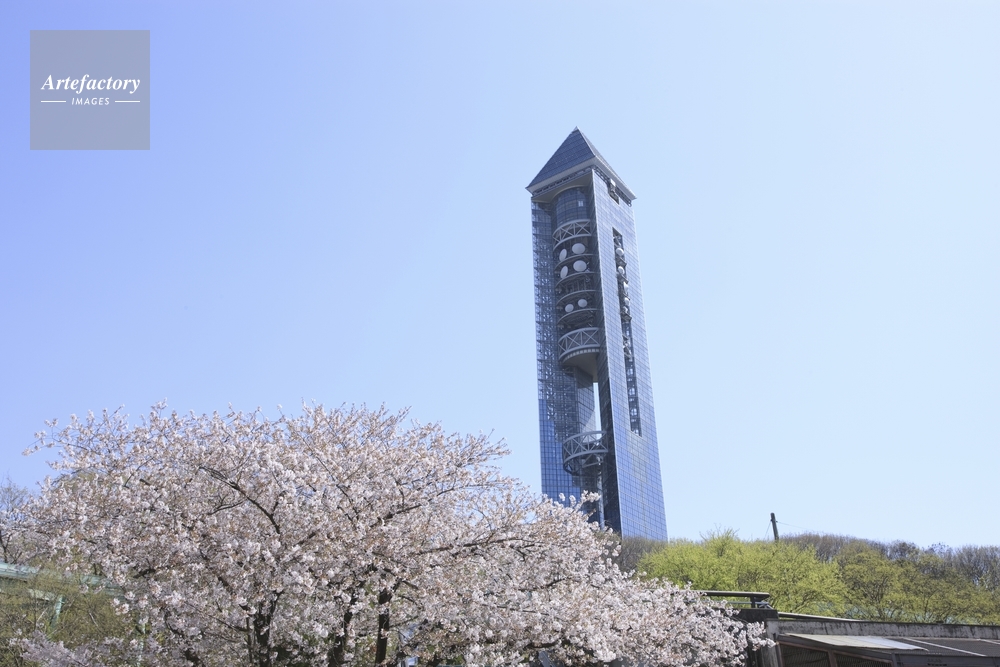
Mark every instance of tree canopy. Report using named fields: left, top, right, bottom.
left=639, top=531, right=843, bottom=614
left=639, top=531, right=1000, bottom=624
left=16, top=404, right=760, bottom=667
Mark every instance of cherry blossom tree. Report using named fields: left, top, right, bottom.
left=25, top=404, right=761, bottom=667
left=0, top=475, right=32, bottom=564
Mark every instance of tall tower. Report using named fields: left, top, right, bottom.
left=529, top=129, right=667, bottom=540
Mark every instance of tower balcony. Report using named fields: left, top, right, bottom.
left=558, top=327, right=601, bottom=376
left=557, top=285, right=597, bottom=329
left=553, top=218, right=591, bottom=243
left=555, top=269, right=594, bottom=292
left=554, top=233, right=592, bottom=260
left=558, top=307, right=597, bottom=329
left=562, top=430, right=607, bottom=477
left=554, top=254, right=593, bottom=284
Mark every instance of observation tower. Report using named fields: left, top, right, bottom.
left=529, top=129, right=667, bottom=540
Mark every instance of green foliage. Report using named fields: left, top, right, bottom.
left=0, top=478, right=138, bottom=666
left=837, top=544, right=996, bottom=624
left=612, top=536, right=667, bottom=574
left=640, top=530, right=843, bottom=614
left=0, top=568, right=138, bottom=667
left=640, top=531, right=1000, bottom=624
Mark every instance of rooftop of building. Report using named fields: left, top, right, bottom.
left=527, top=128, right=636, bottom=201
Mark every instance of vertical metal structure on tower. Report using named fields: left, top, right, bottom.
left=529, top=129, right=667, bottom=540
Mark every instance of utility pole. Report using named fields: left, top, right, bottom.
left=770, top=513, right=779, bottom=542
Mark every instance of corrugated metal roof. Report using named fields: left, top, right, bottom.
left=787, top=634, right=927, bottom=650
left=902, top=638, right=1000, bottom=658
left=782, top=634, right=1000, bottom=659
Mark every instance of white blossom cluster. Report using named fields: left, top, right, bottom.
left=25, top=404, right=762, bottom=667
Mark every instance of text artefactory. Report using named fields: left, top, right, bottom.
left=40, top=74, right=141, bottom=95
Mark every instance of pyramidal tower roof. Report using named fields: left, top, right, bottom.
left=527, top=128, right=635, bottom=200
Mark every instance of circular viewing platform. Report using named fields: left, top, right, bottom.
left=558, top=327, right=601, bottom=376
left=562, top=431, right=606, bottom=477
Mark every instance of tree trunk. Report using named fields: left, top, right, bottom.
left=254, top=612, right=274, bottom=667
left=183, top=647, right=203, bottom=666
left=247, top=606, right=275, bottom=667
left=374, top=589, right=392, bottom=667
left=327, top=597, right=357, bottom=667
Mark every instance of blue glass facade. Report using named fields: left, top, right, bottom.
left=529, top=129, right=667, bottom=540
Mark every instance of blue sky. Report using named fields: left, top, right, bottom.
left=1, top=1, right=998, bottom=547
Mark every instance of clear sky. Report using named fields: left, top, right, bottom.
left=2, top=1, right=998, bottom=548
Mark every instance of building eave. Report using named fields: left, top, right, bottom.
left=527, top=159, right=637, bottom=203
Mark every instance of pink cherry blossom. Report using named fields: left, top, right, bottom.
left=25, top=404, right=763, bottom=666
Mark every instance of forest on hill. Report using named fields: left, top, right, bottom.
left=630, top=530, right=1000, bottom=624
